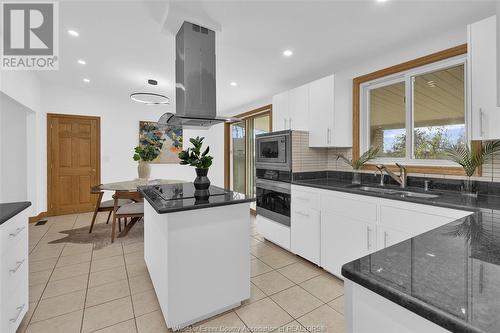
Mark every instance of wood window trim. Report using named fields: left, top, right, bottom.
left=47, top=113, right=102, bottom=216
left=223, top=104, right=273, bottom=190
left=352, top=44, right=478, bottom=176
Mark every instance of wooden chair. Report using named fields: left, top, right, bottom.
left=89, top=185, right=133, bottom=234
left=111, top=191, right=144, bottom=243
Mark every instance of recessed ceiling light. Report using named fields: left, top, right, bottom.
left=376, top=0, right=388, bottom=3
left=68, top=29, right=79, bottom=37
left=230, top=82, right=237, bottom=87
left=77, top=59, right=86, bottom=65
left=83, top=78, right=90, bottom=83
left=283, top=49, right=293, bottom=57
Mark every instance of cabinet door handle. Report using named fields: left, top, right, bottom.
left=289, top=117, right=292, bottom=129
left=295, top=211, right=310, bottom=217
left=9, top=227, right=25, bottom=238
left=10, top=259, right=25, bottom=274
left=284, top=119, right=287, bottom=129
left=479, top=108, right=484, bottom=137
left=384, top=232, right=388, bottom=248
left=9, top=304, right=26, bottom=323
left=366, top=226, right=371, bottom=250
left=328, top=128, right=331, bottom=144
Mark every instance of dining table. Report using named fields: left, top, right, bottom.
left=93, top=179, right=185, bottom=238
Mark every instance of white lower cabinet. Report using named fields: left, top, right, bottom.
left=291, top=204, right=320, bottom=265
left=321, top=211, right=376, bottom=276
left=0, top=208, right=29, bottom=333
left=290, top=185, right=472, bottom=279
left=256, top=214, right=291, bottom=250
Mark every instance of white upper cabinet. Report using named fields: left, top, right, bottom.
left=469, top=15, right=500, bottom=140
left=309, top=75, right=335, bottom=147
left=271, top=74, right=351, bottom=146
left=288, top=84, right=309, bottom=131
left=272, top=91, right=290, bottom=131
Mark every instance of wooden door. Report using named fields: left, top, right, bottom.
left=48, top=114, right=100, bottom=215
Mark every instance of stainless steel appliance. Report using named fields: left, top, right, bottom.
left=256, top=130, right=291, bottom=171
left=158, top=22, right=239, bottom=128
left=255, top=130, right=292, bottom=227
left=256, top=178, right=290, bottom=226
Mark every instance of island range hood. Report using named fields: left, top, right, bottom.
left=159, top=21, right=238, bottom=128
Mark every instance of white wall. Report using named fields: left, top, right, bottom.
left=0, top=71, right=43, bottom=215
left=0, top=93, right=29, bottom=202
left=41, top=83, right=225, bottom=200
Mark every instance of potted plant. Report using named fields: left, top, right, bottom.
left=178, top=136, right=213, bottom=196
left=132, top=146, right=159, bottom=179
left=337, top=146, right=380, bottom=184
left=445, top=141, right=500, bottom=196
left=133, top=123, right=165, bottom=179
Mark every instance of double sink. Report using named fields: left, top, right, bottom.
left=349, top=185, right=440, bottom=199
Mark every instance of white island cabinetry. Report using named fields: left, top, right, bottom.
left=144, top=200, right=251, bottom=330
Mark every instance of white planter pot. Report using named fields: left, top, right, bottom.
left=138, top=162, right=151, bottom=179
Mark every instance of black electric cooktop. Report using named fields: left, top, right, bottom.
left=152, top=183, right=228, bottom=201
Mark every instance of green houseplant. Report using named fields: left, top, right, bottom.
left=445, top=141, right=500, bottom=196
left=337, top=146, right=380, bottom=184
left=133, top=125, right=165, bottom=179
left=178, top=136, right=213, bottom=195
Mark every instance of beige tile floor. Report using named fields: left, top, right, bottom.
left=19, top=212, right=345, bottom=333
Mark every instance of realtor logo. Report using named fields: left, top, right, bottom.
left=1, top=2, right=59, bottom=70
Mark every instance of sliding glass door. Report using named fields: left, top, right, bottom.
left=229, top=108, right=271, bottom=196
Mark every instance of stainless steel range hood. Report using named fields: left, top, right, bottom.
left=159, top=21, right=237, bottom=128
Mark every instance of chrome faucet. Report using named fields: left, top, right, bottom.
left=376, top=163, right=407, bottom=188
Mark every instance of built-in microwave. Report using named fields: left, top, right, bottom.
left=255, top=130, right=291, bottom=171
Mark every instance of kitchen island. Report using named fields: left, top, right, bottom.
left=138, top=183, right=255, bottom=331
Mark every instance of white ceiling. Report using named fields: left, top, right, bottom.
left=37, top=0, right=497, bottom=116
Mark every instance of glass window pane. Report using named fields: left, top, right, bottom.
left=369, top=81, right=406, bottom=158
left=232, top=122, right=246, bottom=194
left=413, top=64, right=465, bottom=160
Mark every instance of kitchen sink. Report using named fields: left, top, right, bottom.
left=350, top=185, right=439, bottom=199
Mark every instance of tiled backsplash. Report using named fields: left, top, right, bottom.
left=291, top=131, right=500, bottom=182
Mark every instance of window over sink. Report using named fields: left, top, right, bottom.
left=360, top=53, right=467, bottom=167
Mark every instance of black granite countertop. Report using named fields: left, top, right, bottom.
left=138, top=182, right=255, bottom=214
left=0, top=201, right=31, bottom=225
left=293, top=178, right=500, bottom=211
left=293, top=172, right=500, bottom=332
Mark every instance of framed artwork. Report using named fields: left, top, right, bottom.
left=139, top=121, right=183, bottom=163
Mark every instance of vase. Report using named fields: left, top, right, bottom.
left=194, top=168, right=211, bottom=197
left=352, top=171, right=361, bottom=185
left=138, top=161, right=151, bottom=179
left=462, top=177, right=478, bottom=197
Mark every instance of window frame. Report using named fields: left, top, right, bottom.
left=360, top=54, right=468, bottom=167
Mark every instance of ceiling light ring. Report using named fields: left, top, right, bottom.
left=130, top=92, right=170, bottom=105
left=130, top=79, right=170, bottom=105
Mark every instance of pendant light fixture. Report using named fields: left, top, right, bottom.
left=130, top=79, right=170, bottom=105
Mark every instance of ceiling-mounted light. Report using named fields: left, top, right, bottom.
left=130, top=79, right=170, bottom=105
left=283, top=49, right=293, bottom=57
left=230, top=82, right=237, bottom=86
left=77, top=59, right=86, bottom=65
left=68, top=29, right=79, bottom=37
left=83, top=78, right=90, bottom=83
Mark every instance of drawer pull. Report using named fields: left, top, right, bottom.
left=9, top=304, right=26, bottom=323
left=295, top=211, right=310, bottom=217
left=9, top=227, right=25, bottom=238
left=10, top=259, right=25, bottom=274
left=366, top=226, right=372, bottom=250
left=384, top=232, right=388, bottom=248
